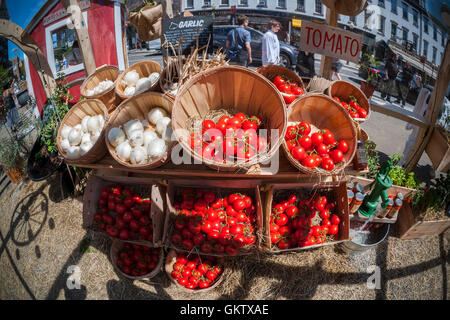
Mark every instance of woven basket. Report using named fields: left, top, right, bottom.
left=115, top=60, right=162, bottom=100
left=326, top=80, right=371, bottom=122
left=172, top=65, right=287, bottom=171
left=80, top=65, right=122, bottom=113
left=256, top=64, right=305, bottom=90
left=57, top=99, right=109, bottom=164
left=105, top=92, right=174, bottom=169
left=158, top=58, right=186, bottom=100
left=321, top=0, right=368, bottom=17
left=282, top=94, right=357, bottom=175
left=110, top=239, right=164, bottom=280
left=165, top=249, right=225, bottom=293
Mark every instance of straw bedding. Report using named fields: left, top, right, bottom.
left=0, top=175, right=448, bottom=300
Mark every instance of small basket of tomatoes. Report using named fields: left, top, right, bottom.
left=256, top=64, right=306, bottom=105
left=110, top=240, right=164, bottom=279
left=282, top=94, right=357, bottom=175
left=83, top=175, right=166, bottom=247
left=326, top=80, right=371, bottom=122
left=263, top=182, right=350, bottom=252
left=172, top=66, right=287, bottom=172
left=163, top=180, right=263, bottom=257
left=165, top=249, right=225, bottom=292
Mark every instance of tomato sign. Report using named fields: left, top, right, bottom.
left=299, top=20, right=363, bottom=63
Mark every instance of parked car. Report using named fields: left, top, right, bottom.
left=213, top=25, right=298, bottom=68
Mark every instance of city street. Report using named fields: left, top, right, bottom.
left=127, top=48, right=435, bottom=182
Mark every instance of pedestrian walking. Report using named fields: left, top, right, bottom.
left=296, top=50, right=315, bottom=78
left=381, top=54, right=400, bottom=103
left=3, top=83, right=20, bottom=133
left=395, top=61, right=414, bottom=107
left=331, top=58, right=343, bottom=80
left=412, top=72, right=423, bottom=95
left=262, top=19, right=281, bottom=66
left=225, top=15, right=252, bottom=67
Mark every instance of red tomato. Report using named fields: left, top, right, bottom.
left=321, top=158, right=335, bottom=171
left=242, top=120, right=258, bottom=131
left=331, top=149, right=344, bottom=163
left=291, top=86, right=303, bottom=96
left=319, top=209, right=331, bottom=219
left=297, top=121, right=311, bottom=136
left=201, top=120, right=215, bottom=134
left=291, top=146, right=307, bottom=161
left=357, top=108, right=368, bottom=118
left=219, top=116, right=231, bottom=124
left=322, top=129, right=336, bottom=145
left=285, top=205, right=298, bottom=218
left=285, top=139, right=297, bottom=151
left=271, top=231, right=281, bottom=244
left=225, top=245, right=239, bottom=256
left=337, top=140, right=349, bottom=153
left=315, top=143, right=329, bottom=155
left=288, top=194, right=297, bottom=204
left=331, top=215, right=341, bottom=225
left=229, top=116, right=242, bottom=129
left=301, top=155, right=317, bottom=168
left=181, top=239, right=194, bottom=251
left=311, top=132, right=324, bottom=147
left=321, top=218, right=332, bottom=228
left=298, top=135, right=312, bottom=149
left=273, top=75, right=286, bottom=88
left=274, top=213, right=288, bottom=226
left=285, top=126, right=299, bottom=140
left=329, top=224, right=339, bottom=235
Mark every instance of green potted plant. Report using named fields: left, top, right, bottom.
left=359, top=53, right=382, bottom=99
left=0, top=136, right=25, bottom=183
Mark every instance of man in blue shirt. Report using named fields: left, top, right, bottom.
left=225, top=15, right=252, bottom=67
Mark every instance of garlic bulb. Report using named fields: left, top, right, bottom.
left=143, top=130, right=157, bottom=148
left=91, top=131, right=101, bottom=144
left=81, top=133, right=92, bottom=145
left=61, top=126, right=73, bottom=140
left=156, top=116, right=171, bottom=136
left=68, top=127, right=82, bottom=146
left=135, top=77, right=152, bottom=94
left=116, top=140, right=132, bottom=162
left=75, top=124, right=82, bottom=131
left=124, top=86, right=136, bottom=96
left=96, top=114, right=105, bottom=129
left=87, top=115, right=102, bottom=133
left=147, top=138, right=167, bottom=158
left=81, top=116, right=91, bottom=133
left=128, top=130, right=144, bottom=147
left=130, top=146, right=148, bottom=164
left=61, top=139, right=71, bottom=152
left=86, top=89, right=95, bottom=96
left=67, top=146, right=81, bottom=159
left=147, top=108, right=167, bottom=125
left=148, top=72, right=160, bottom=86
left=80, top=142, right=93, bottom=156
left=124, top=70, right=139, bottom=87
left=108, top=127, right=126, bottom=147
left=124, top=119, right=144, bottom=137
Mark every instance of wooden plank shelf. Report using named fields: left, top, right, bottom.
left=67, top=150, right=368, bottom=181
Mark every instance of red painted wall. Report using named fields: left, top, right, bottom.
left=27, top=0, right=119, bottom=115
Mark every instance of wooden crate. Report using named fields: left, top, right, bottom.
left=347, top=176, right=415, bottom=224
left=82, top=171, right=166, bottom=247
left=396, top=201, right=450, bottom=240
left=425, top=126, right=450, bottom=173
left=162, top=179, right=263, bottom=256
left=262, top=181, right=350, bottom=253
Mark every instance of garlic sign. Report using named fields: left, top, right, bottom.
left=108, top=127, right=126, bottom=147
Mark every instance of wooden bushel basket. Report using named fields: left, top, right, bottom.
left=165, top=249, right=225, bottom=293
left=321, top=0, right=368, bottom=17
left=282, top=94, right=357, bottom=175
left=80, top=65, right=122, bottom=113
left=105, top=92, right=173, bottom=170
left=115, top=61, right=162, bottom=100
left=110, top=239, right=164, bottom=280
left=172, top=65, right=287, bottom=172
left=256, top=64, right=306, bottom=92
left=326, top=80, right=371, bottom=122
left=57, top=99, right=109, bottom=165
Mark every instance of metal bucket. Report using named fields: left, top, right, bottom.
left=340, top=223, right=390, bottom=254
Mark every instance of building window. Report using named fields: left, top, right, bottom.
left=412, top=33, right=418, bottom=53
left=402, top=27, right=408, bottom=43
left=424, top=17, right=428, bottom=34
left=239, top=0, right=248, bottom=6
left=378, top=15, right=385, bottom=34
left=315, top=0, right=322, bottom=15
left=412, top=9, right=418, bottom=27
left=364, top=10, right=371, bottom=29
left=423, top=40, right=428, bottom=59
left=186, top=0, right=193, bottom=8
left=221, top=0, right=230, bottom=5
left=257, top=0, right=267, bottom=6
left=203, top=0, right=211, bottom=7
left=402, top=2, right=408, bottom=20
left=378, top=0, right=385, bottom=8
left=391, top=0, right=397, bottom=14
left=296, top=0, right=305, bottom=11
left=349, top=16, right=357, bottom=25
left=433, top=25, right=437, bottom=41
left=432, top=46, right=437, bottom=64
left=391, top=22, right=397, bottom=41
left=277, top=0, right=286, bottom=8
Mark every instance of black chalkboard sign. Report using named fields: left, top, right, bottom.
left=162, top=16, right=213, bottom=56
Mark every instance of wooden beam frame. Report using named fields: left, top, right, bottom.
left=319, top=5, right=338, bottom=80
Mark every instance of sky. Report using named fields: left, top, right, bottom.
left=6, top=0, right=47, bottom=60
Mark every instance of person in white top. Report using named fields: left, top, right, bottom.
left=262, top=20, right=281, bottom=66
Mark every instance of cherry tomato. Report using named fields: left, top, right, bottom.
left=201, top=120, right=215, bottom=134
left=331, top=149, right=344, bottom=163
left=298, top=135, right=312, bottom=149
left=291, top=146, right=307, bottom=161
left=297, top=121, right=311, bottom=136
left=331, top=215, right=341, bottom=225
left=301, top=155, right=317, bottom=168
left=337, top=140, right=349, bottom=153
left=315, top=143, right=329, bottom=155
left=321, top=158, right=335, bottom=171
left=273, top=75, right=286, bottom=88
left=311, top=132, right=324, bottom=147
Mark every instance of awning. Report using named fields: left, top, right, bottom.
left=388, top=43, right=438, bottom=80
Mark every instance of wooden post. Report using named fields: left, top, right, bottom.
left=161, top=0, right=173, bottom=19
left=61, top=0, right=96, bottom=76
left=319, top=6, right=338, bottom=80
left=404, top=41, right=450, bottom=172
